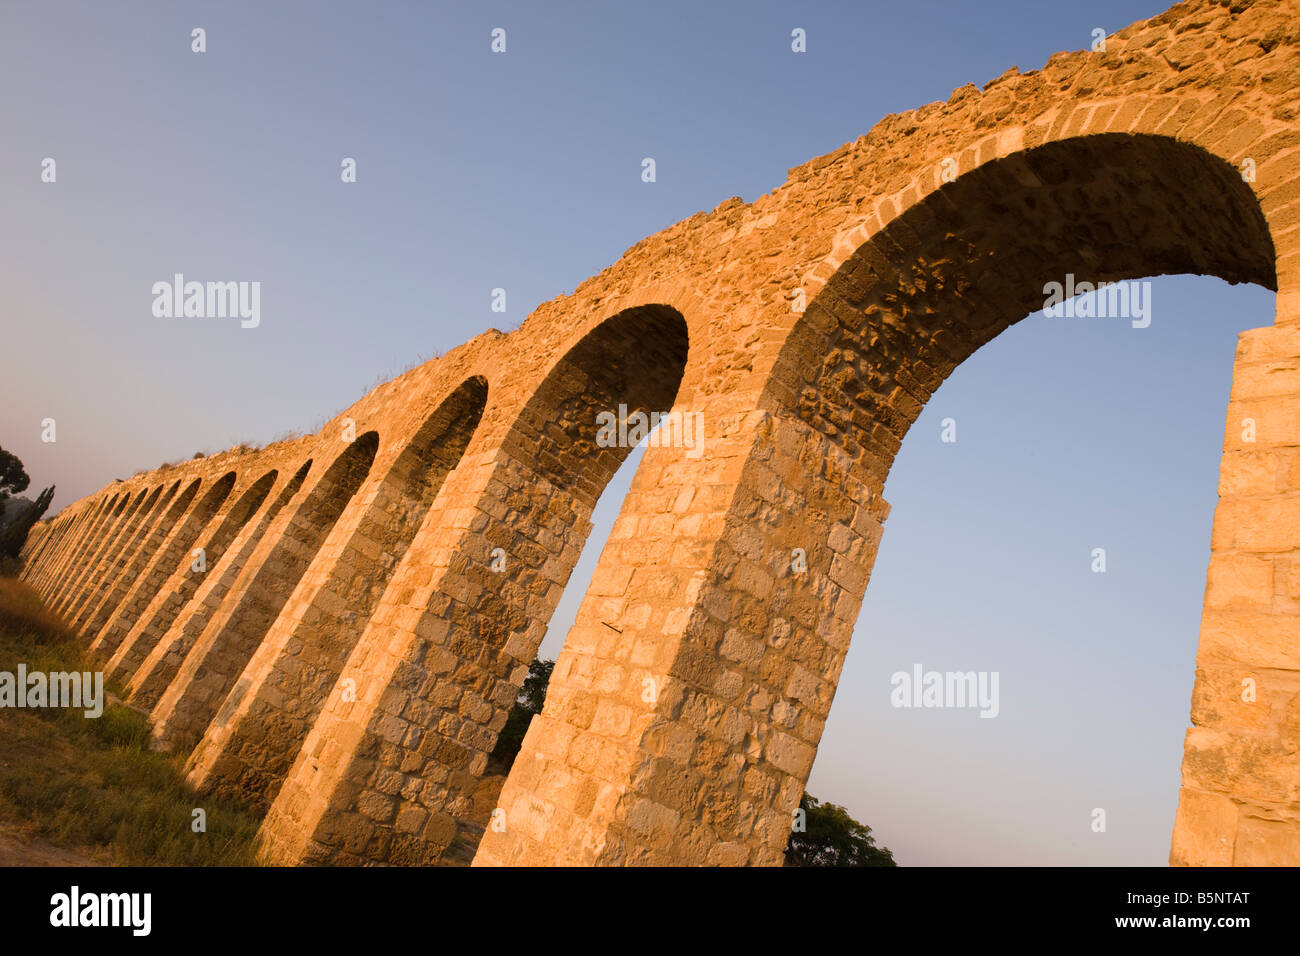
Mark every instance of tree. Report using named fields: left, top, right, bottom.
left=0, top=447, right=30, bottom=518
left=490, top=659, right=554, bottom=769
left=0, top=484, right=54, bottom=560
left=785, top=792, right=896, bottom=866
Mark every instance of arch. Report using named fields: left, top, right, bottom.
left=260, top=306, right=690, bottom=864
left=73, top=479, right=196, bottom=640
left=129, top=462, right=313, bottom=711
left=764, top=134, right=1274, bottom=481
left=190, top=381, right=490, bottom=811
left=14, top=521, right=48, bottom=566
left=18, top=511, right=64, bottom=585
left=723, top=133, right=1279, bottom=866
left=62, top=484, right=166, bottom=624
left=19, top=508, right=74, bottom=582
left=477, top=138, right=1282, bottom=867
left=104, top=469, right=279, bottom=683
left=500, top=307, right=689, bottom=508
left=149, top=435, right=378, bottom=753
left=27, top=502, right=94, bottom=590
left=57, top=490, right=142, bottom=612
left=54, top=487, right=153, bottom=617
left=45, top=492, right=125, bottom=607
left=89, top=474, right=230, bottom=662
left=27, top=498, right=97, bottom=591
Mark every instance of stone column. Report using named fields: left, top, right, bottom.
left=1171, top=324, right=1300, bottom=866
left=472, top=404, right=887, bottom=865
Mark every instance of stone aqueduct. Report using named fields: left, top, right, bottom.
left=19, top=0, right=1300, bottom=865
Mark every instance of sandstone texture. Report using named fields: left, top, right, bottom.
left=20, top=0, right=1300, bottom=866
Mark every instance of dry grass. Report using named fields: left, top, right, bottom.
left=0, top=579, right=264, bottom=866
left=366, top=349, right=443, bottom=395
left=0, top=577, right=73, bottom=643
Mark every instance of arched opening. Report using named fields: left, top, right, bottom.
left=259, top=305, right=690, bottom=866
left=21, top=498, right=92, bottom=590
left=148, top=435, right=378, bottom=753
left=190, top=381, right=490, bottom=811
left=71, top=481, right=180, bottom=634
left=766, top=135, right=1273, bottom=470
left=88, top=472, right=233, bottom=663
left=77, top=479, right=202, bottom=642
left=105, top=469, right=280, bottom=683
left=17, top=517, right=56, bottom=580
left=812, top=274, right=1275, bottom=864
left=461, top=435, right=658, bottom=863
left=52, top=488, right=150, bottom=616
left=452, top=307, right=691, bottom=860
left=129, top=461, right=314, bottom=709
left=22, top=509, right=67, bottom=567
left=64, top=484, right=167, bottom=626
left=49, top=492, right=128, bottom=609
left=54, top=493, right=121, bottom=591
left=757, top=133, right=1276, bottom=865
left=17, top=512, right=57, bottom=571
left=26, top=497, right=98, bottom=592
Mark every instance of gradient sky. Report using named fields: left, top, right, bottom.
left=0, top=0, right=1273, bottom=865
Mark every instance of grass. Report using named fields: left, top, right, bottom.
left=0, top=577, right=265, bottom=865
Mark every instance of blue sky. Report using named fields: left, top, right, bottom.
left=0, top=0, right=1271, bottom=864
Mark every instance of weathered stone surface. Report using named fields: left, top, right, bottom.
left=1169, top=788, right=1238, bottom=866
left=20, top=0, right=1300, bottom=866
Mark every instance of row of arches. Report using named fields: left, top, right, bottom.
left=19, top=67, right=1300, bottom=867
left=18, top=303, right=698, bottom=865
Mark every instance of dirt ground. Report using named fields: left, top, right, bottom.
left=0, top=822, right=100, bottom=866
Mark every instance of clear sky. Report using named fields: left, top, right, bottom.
left=0, top=0, right=1272, bottom=865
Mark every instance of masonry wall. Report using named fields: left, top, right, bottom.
left=19, top=0, right=1300, bottom=866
